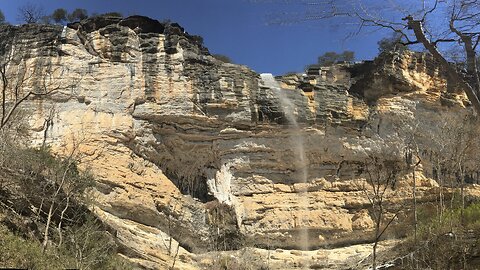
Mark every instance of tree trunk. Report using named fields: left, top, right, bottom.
left=436, top=162, right=445, bottom=220
left=413, top=166, right=417, bottom=245
left=449, top=21, right=480, bottom=97
left=439, top=186, right=444, bottom=220
left=42, top=201, right=55, bottom=252
left=460, top=166, right=465, bottom=223
left=169, top=243, right=180, bottom=270
left=57, top=196, right=70, bottom=247
left=372, top=204, right=382, bottom=270
left=406, top=17, right=480, bottom=114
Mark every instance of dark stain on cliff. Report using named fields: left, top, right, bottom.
left=0, top=24, right=62, bottom=94
left=139, top=32, right=160, bottom=98
left=349, top=51, right=444, bottom=104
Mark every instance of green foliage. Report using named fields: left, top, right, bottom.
left=378, top=33, right=407, bottom=53
left=209, top=248, right=268, bottom=270
left=283, top=71, right=299, bottom=76
left=462, top=203, right=480, bottom=226
left=10, top=146, right=95, bottom=204
left=52, top=8, right=67, bottom=23
left=68, top=8, right=88, bottom=22
left=0, top=143, right=131, bottom=269
left=341, top=50, right=355, bottom=62
left=0, top=9, right=5, bottom=24
left=415, top=199, right=480, bottom=238
left=59, top=217, right=133, bottom=270
left=0, top=221, right=132, bottom=270
left=318, top=50, right=355, bottom=66
left=398, top=200, right=480, bottom=269
left=101, top=12, right=123, bottom=17
left=212, top=54, right=233, bottom=63
left=40, top=15, right=52, bottom=24
left=191, top=35, right=204, bottom=46
left=0, top=224, right=71, bottom=269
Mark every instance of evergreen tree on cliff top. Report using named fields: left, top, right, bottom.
left=52, top=8, right=68, bottom=23
left=317, top=50, right=355, bottom=66
left=0, top=10, right=5, bottom=24
left=68, top=8, right=88, bottom=22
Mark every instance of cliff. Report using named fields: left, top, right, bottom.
left=0, top=15, right=478, bottom=269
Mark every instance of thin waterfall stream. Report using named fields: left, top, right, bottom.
left=260, top=73, right=310, bottom=251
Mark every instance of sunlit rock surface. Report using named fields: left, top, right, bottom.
left=1, top=15, right=478, bottom=269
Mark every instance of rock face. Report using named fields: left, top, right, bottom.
left=1, top=15, right=478, bottom=269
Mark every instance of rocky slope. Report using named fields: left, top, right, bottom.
left=1, top=15, right=479, bottom=269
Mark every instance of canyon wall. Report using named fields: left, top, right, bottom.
left=0, top=16, right=478, bottom=269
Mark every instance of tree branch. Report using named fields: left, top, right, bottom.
left=405, top=15, right=480, bottom=114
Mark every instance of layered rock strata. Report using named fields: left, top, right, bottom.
left=0, top=15, right=478, bottom=269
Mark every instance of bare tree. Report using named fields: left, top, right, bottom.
left=157, top=203, right=185, bottom=270
left=0, top=30, right=86, bottom=252
left=0, top=42, right=80, bottom=131
left=0, top=58, right=64, bottom=131
left=439, top=114, right=480, bottom=213
left=267, top=0, right=480, bottom=114
left=41, top=136, right=94, bottom=252
left=418, top=112, right=480, bottom=220
left=0, top=133, right=94, bottom=254
left=17, top=3, right=45, bottom=24
left=403, top=135, right=421, bottom=245
left=361, top=154, right=403, bottom=269
left=64, top=217, right=117, bottom=269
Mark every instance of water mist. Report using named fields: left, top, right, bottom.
left=260, top=73, right=310, bottom=251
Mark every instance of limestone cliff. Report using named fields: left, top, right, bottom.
left=0, top=15, right=478, bottom=269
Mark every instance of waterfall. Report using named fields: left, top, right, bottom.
left=260, top=73, right=309, bottom=250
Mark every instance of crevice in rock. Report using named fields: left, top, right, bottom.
left=165, top=171, right=215, bottom=203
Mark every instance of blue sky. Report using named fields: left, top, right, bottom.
left=0, top=0, right=390, bottom=75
